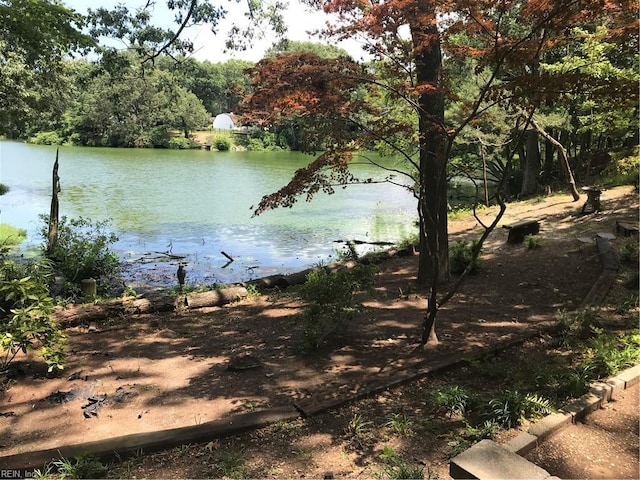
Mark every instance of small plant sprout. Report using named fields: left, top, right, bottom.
left=524, top=234, right=542, bottom=249
left=378, top=446, right=425, bottom=480
left=385, top=413, right=415, bottom=436
left=432, top=385, right=471, bottom=417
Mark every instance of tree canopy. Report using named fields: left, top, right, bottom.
left=241, top=0, right=639, bottom=342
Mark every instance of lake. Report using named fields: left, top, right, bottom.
left=0, top=141, right=417, bottom=289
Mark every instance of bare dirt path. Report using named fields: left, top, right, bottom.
left=0, top=185, right=637, bottom=478
left=526, top=380, right=639, bottom=479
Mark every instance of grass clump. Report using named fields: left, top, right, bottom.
left=524, top=234, right=542, bottom=249
left=0, top=223, right=27, bottom=246
left=432, top=385, right=471, bottom=417
left=36, top=452, right=108, bottom=479
left=378, top=446, right=425, bottom=480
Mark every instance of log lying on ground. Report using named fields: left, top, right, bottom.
left=184, top=287, right=248, bottom=309
left=54, top=287, right=248, bottom=326
left=54, top=295, right=180, bottom=326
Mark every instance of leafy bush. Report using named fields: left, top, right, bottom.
left=40, top=216, right=120, bottom=296
left=29, top=131, right=64, bottom=145
left=298, top=265, right=375, bottom=351
left=0, top=183, right=8, bottom=195
left=0, top=259, right=66, bottom=372
left=487, top=390, right=553, bottom=428
left=168, top=137, right=192, bottom=149
left=449, top=240, right=480, bottom=275
left=603, top=148, right=639, bottom=187
left=213, top=136, right=231, bottom=151
left=149, top=127, right=171, bottom=148
left=557, top=309, right=603, bottom=345
left=583, top=332, right=640, bottom=378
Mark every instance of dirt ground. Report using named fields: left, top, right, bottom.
left=0, top=185, right=637, bottom=478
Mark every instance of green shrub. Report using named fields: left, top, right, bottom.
left=554, top=365, right=594, bottom=400
left=40, top=216, right=120, bottom=296
left=149, top=127, right=171, bottom=148
left=213, top=136, right=231, bottom=151
left=487, top=390, right=553, bottom=428
left=0, top=183, right=8, bottom=195
left=0, top=259, right=66, bottom=372
left=298, top=265, right=375, bottom=351
left=603, top=148, right=639, bottom=187
left=557, top=309, right=603, bottom=345
left=246, top=137, right=265, bottom=151
left=449, top=240, right=480, bottom=275
left=168, top=137, right=192, bottom=149
left=583, top=332, right=640, bottom=378
left=29, top=131, right=63, bottom=145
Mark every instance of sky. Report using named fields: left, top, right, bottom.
left=63, top=0, right=366, bottom=63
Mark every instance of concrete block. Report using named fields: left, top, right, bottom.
left=590, top=381, right=613, bottom=402
left=560, top=393, right=602, bottom=421
left=527, top=412, right=572, bottom=441
left=617, top=365, right=640, bottom=388
left=450, top=439, right=551, bottom=480
left=504, top=432, right=538, bottom=455
left=606, top=376, right=625, bottom=400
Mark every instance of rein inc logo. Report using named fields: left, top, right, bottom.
left=0, top=471, right=35, bottom=478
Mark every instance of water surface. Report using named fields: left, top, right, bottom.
left=0, top=141, right=417, bottom=288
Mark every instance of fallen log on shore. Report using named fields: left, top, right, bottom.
left=54, top=286, right=249, bottom=326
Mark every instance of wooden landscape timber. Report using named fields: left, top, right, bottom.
left=53, top=286, right=249, bottom=326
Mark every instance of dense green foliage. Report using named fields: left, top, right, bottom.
left=0, top=258, right=66, bottom=372
left=298, top=265, right=376, bottom=351
left=40, top=216, right=119, bottom=296
left=449, top=240, right=480, bottom=275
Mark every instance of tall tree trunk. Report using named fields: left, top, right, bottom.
left=47, top=149, right=60, bottom=254
left=543, top=135, right=555, bottom=184
left=532, top=119, right=580, bottom=201
left=411, top=6, right=448, bottom=344
left=520, top=129, right=540, bottom=197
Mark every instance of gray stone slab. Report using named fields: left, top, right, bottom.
left=450, top=439, right=551, bottom=480
left=560, top=392, right=602, bottom=421
left=528, top=412, right=572, bottom=440
left=606, top=376, right=625, bottom=399
left=590, top=381, right=613, bottom=402
left=504, top=432, right=538, bottom=455
left=617, top=365, right=640, bottom=387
